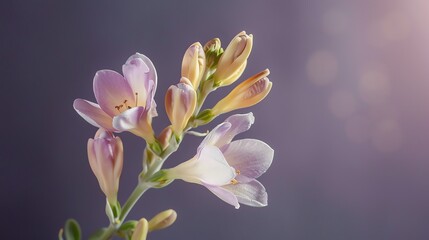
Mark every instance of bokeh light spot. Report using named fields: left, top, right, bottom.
left=306, top=50, right=338, bottom=86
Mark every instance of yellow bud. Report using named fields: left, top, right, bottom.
left=214, top=31, right=253, bottom=86
left=182, top=42, right=206, bottom=89
left=212, top=69, right=272, bottom=115
left=132, top=218, right=149, bottom=240
left=148, top=209, right=177, bottom=232
left=165, top=78, right=197, bottom=135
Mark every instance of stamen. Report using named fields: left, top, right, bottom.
left=235, top=170, right=241, bottom=175
left=230, top=179, right=238, bottom=185
left=135, top=92, right=139, bottom=107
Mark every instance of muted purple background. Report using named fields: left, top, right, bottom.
left=2, top=0, right=429, bottom=239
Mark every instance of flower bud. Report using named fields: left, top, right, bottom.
left=158, top=126, right=173, bottom=150
left=212, top=69, right=272, bottom=115
left=165, top=78, right=197, bottom=135
left=214, top=31, right=253, bottom=86
left=148, top=209, right=177, bottom=232
left=87, top=129, right=123, bottom=205
left=204, top=38, right=223, bottom=68
left=182, top=42, right=206, bottom=89
left=132, top=218, right=149, bottom=240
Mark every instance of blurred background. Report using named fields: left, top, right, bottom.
left=2, top=0, right=429, bottom=239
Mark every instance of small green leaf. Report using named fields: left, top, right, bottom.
left=64, top=219, right=81, bottom=240
left=119, top=220, right=138, bottom=232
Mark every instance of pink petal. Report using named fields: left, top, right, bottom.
left=93, top=70, right=135, bottom=117
left=220, top=139, right=274, bottom=182
left=122, top=54, right=156, bottom=107
left=223, top=180, right=267, bottom=207
left=112, top=106, right=146, bottom=132
left=73, top=99, right=114, bottom=131
left=124, top=53, right=157, bottom=98
left=203, top=182, right=240, bottom=209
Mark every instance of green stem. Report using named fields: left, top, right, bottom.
left=119, top=183, right=150, bottom=223
left=97, top=225, right=116, bottom=240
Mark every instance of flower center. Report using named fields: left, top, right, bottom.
left=114, top=93, right=139, bottom=113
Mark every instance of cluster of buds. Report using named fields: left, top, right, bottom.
left=68, top=31, right=274, bottom=240
left=164, top=31, right=272, bottom=137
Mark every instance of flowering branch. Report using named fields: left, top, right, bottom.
left=60, top=31, right=274, bottom=240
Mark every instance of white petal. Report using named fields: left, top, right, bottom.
left=112, top=106, right=146, bottom=132
left=198, top=122, right=231, bottom=151
left=221, top=139, right=274, bottom=182
left=198, top=113, right=255, bottom=150
left=203, top=183, right=240, bottom=209
left=221, top=113, right=255, bottom=145
left=223, top=180, right=268, bottom=207
left=168, top=146, right=235, bottom=186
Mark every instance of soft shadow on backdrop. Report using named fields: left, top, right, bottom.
left=2, top=0, right=429, bottom=239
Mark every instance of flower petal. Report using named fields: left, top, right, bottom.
left=73, top=99, right=114, bottom=131
left=112, top=106, right=146, bottom=132
left=223, top=179, right=267, bottom=207
left=123, top=53, right=157, bottom=107
left=198, top=113, right=255, bottom=151
left=122, top=55, right=153, bottom=107
left=220, top=112, right=255, bottom=145
left=168, top=145, right=235, bottom=186
left=203, top=182, right=240, bottom=209
left=198, top=122, right=232, bottom=151
left=93, top=70, right=135, bottom=117
left=221, top=139, right=274, bottom=182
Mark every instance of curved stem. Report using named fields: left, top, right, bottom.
left=97, top=225, right=116, bottom=240
left=119, top=183, right=150, bottom=223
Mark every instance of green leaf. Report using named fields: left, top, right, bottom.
left=119, top=220, right=138, bottom=232
left=64, top=219, right=81, bottom=240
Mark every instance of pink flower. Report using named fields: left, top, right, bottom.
left=87, top=129, right=123, bottom=205
left=166, top=113, right=274, bottom=208
left=74, top=53, right=157, bottom=142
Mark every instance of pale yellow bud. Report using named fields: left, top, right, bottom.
left=214, top=31, right=253, bottom=86
left=165, top=78, right=197, bottom=135
left=212, top=69, right=272, bottom=115
left=182, top=42, right=206, bottom=89
left=148, top=209, right=177, bottom=232
left=132, top=218, right=149, bottom=240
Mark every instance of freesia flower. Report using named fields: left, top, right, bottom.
left=74, top=53, right=158, bottom=142
left=211, top=69, right=272, bottom=116
left=87, top=128, right=123, bottom=205
left=166, top=113, right=274, bottom=208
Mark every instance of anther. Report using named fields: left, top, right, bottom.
left=235, top=170, right=241, bottom=175
left=230, top=179, right=238, bottom=185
